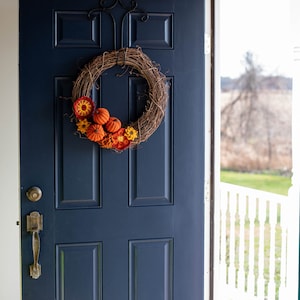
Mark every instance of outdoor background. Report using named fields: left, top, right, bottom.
left=220, top=0, right=292, bottom=195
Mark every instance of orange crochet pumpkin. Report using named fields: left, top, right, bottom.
left=86, top=124, right=105, bottom=142
left=93, top=107, right=110, bottom=125
left=105, top=117, right=122, bottom=133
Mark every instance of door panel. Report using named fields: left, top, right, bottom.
left=129, top=13, right=173, bottom=49
left=129, top=78, right=173, bottom=207
left=55, top=77, right=102, bottom=209
left=20, top=0, right=205, bottom=299
left=56, top=242, right=103, bottom=300
left=129, top=238, right=173, bottom=300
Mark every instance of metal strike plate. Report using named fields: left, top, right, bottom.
left=27, top=211, right=43, bottom=233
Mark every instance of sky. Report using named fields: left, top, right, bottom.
left=220, top=0, right=293, bottom=78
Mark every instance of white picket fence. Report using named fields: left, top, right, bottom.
left=217, top=183, right=293, bottom=300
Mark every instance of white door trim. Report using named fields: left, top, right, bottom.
left=0, top=0, right=21, bottom=299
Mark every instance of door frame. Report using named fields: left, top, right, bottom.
left=0, top=0, right=21, bottom=299
left=1, top=0, right=214, bottom=299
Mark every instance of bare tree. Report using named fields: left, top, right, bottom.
left=221, top=52, right=263, bottom=141
left=221, top=52, right=291, bottom=171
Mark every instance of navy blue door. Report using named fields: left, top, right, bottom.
left=20, top=0, right=205, bottom=299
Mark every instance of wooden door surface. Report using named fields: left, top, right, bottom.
left=20, top=0, right=206, bottom=299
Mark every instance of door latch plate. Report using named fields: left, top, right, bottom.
left=27, top=211, right=43, bottom=233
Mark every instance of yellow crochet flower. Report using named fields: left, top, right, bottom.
left=76, top=118, right=91, bottom=134
left=124, top=126, right=138, bottom=141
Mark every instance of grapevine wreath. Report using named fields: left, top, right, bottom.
left=72, top=47, right=169, bottom=152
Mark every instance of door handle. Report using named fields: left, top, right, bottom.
left=27, top=211, right=43, bottom=279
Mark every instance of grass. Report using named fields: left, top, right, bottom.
left=220, top=170, right=291, bottom=195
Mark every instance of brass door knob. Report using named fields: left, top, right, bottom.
left=26, top=186, right=43, bottom=202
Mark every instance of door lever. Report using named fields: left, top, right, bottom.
left=27, top=211, right=43, bottom=279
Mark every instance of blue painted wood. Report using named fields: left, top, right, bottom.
left=20, top=0, right=205, bottom=299
left=128, top=77, right=173, bottom=207
left=129, top=13, right=173, bottom=49
left=56, top=243, right=102, bottom=300
left=129, top=239, right=173, bottom=300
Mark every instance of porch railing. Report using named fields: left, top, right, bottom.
left=217, top=183, right=292, bottom=300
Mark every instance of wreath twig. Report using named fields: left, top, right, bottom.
left=72, top=47, right=169, bottom=151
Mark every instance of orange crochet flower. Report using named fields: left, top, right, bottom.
left=112, top=128, right=131, bottom=151
left=73, top=96, right=95, bottom=119
left=98, top=134, right=114, bottom=149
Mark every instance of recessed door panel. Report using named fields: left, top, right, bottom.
left=129, top=77, right=173, bottom=206
left=56, top=243, right=103, bottom=300
left=129, top=239, right=173, bottom=300
left=55, top=77, right=102, bottom=209
left=129, top=13, right=173, bottom=49
left=54, top=11, right=101, bottom=48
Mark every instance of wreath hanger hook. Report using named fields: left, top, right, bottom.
left=88, top=0, right=148, bottom=49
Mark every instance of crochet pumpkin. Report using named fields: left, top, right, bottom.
left=105, top=117, right=122, bottom=133
left=86, top=124, right=105, bottom=142
left=93, top=107, right=110, bottom=125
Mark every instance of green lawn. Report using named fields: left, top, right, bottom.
left=220, top=170, right=291, bottom=195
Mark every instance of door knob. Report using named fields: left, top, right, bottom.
left=26, top=186, right=42, bottom=202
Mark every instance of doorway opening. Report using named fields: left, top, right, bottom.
left=213, top=0, right=299, bottom=299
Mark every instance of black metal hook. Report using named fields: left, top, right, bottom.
left=88, top=0, right=137, bottom=19
left=87, top=0, right=148, bottom=49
